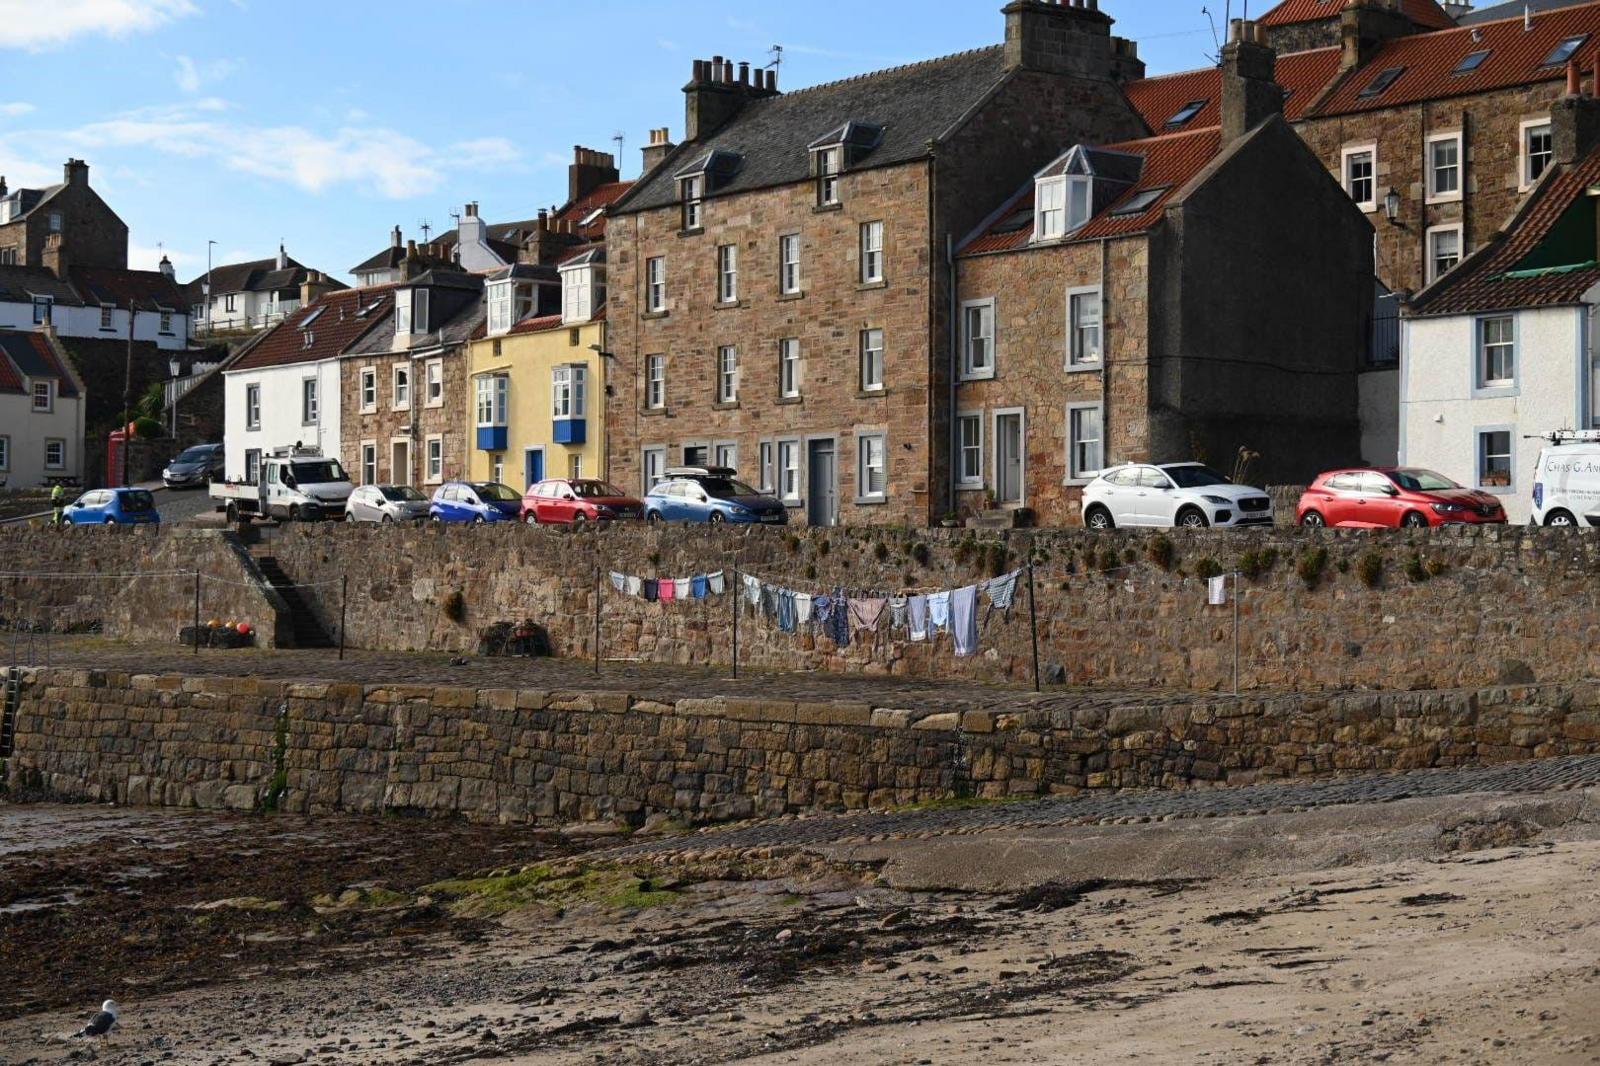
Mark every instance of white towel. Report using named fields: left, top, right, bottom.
left=1209, top=576, right=1229, bottom=606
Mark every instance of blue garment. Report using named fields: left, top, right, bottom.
left=814, top=595, right=833, bottom=626
left=692, top=575, right=709, bottom=600
left=776, top=590, right=797, bottom=634
left=829, top=587, right=851, bottom=647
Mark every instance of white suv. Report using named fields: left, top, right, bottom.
left=1531, top=434, right=1600, bottom=527
left=1081, top=463, right=1274, bottom=530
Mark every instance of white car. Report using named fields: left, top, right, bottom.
left=1081, top=463, right=1274, bottom=530
left=345, top=484, right=431, bottom=524
left=1531, top=433, right=1600, bottom=528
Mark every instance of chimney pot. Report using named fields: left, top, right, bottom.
left=1568, top=59, right=1582, bottom=96
left=739, top=61, right=750, bottom=85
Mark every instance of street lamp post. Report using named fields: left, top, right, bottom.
left=204, top=239, right=216, bottom=336
left=169, top=357, right=181, bottom=439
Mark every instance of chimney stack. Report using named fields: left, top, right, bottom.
left=42, top=232, right=67, bottom=278
left=683, top=54, right=779, bottom=141
left=391, top=224, right=402, bottom=249
left=159, top=254, right=175, bottom=281
left=1341, top=0, right=1419, bottom=72
left=641, top=127, right=677, bottom=176
left=300, top=270, right=336, bottom=308
left=1221, top=20, right=1282, bottom=142
left=62, top=159, right=88, bottom=187
left=1002, top=0, right=1119, bottom=80
left=1552, top=59, right=1600, bottom=166
left=569, top=145, right=620, bottom=206
left=276, top=242, right=288, bottom=271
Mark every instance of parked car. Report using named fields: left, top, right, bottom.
left=1297, top=468, right=1506, bottom=529
left=521, top=479, right=645, bottom=527
left=345, top=484, right=431, bottom=524
left=162, top=443, right=225, bottom=489
left=428, top=481, right=522, bottom=524
left=62, top=487, right=161, bottom=526
left=1531, top=433, right=1600, bottom=527
left=1081, top=463, right=1272, bottom=530
left=644, top=467, right=788, bottom=526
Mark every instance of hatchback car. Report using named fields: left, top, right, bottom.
left=1081, top=463, right=1272, bottom=530
left=1297, top=468, right=1506, bottom=528
left=346, top=484, right=431, bottom=524
left=644, top=467, right=788, bottom=526
left=62, top=487, right=161, bottom=526
left=521, top=479, right=645, bottom=527
left=428, top=481, right=523, bottom=524
left=162, top=443, right=225, bottom=489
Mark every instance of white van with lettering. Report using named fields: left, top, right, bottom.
left=1530, top=432, right=1600, bottom=528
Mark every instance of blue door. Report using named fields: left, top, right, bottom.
left=524, top=448, right=545, bottom=493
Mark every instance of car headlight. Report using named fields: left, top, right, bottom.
left=728, top=505, right=751, bottom=516
left=593, top=506, right=614, bottom=517
left=1203, top=495, right=1231, bottom=506
left=1432, top=503, right=1465, bottom=514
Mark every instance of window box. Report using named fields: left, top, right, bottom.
left=552, top=420, right=587, bottom=445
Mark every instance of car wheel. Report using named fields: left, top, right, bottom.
left=473, top=515, right=486, bottom=525
left=1546, top=509, right=1578, bottom=528
left=707, top=512, right=725, bottom=526
left=345, top=512, right=356, bottom=524
left=104, top=517, right=117, bottom=525
left=381, top=514, right=394, bottom=525
left=225, top=502, right=239, bottom=524
left=288, top=505, right=301, bottom=523
left=1401, top=511, right=1429, bottom=529
left=525, top=513, right=539, bottom=525
left=647, top=511, right=662, bottom=525
left=572, top=513, right=587, bottom=530
left=431, top=514, right=442, bottom=523
left=1177, top=508, right=1210, bottom=529
left=1084, top=506, right=1114, bottom=531
left=1301, top=511, right=1326, bottom=529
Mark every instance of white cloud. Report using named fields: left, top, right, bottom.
left=173, top=55, right=235, bottom=93
left=0, top=102, right=34, bottom=117
left=128, top=242, right=197, bottom=271
left=450, top=138, right=521, bottom=170
left=0, top=0, right=198, bottom=50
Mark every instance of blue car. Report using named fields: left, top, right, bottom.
left=429, top=481, right=522, bottom=524
left=62, top=487, right=161, bottom=526
left=644, top=467, right=788, bottom=526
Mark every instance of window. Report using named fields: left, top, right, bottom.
left=477, top=374, right=509, bottom=427
left=567, top=454, right=582, bottom=479
left=645, top=354, right=666, bottom=409
left=47, top=212, right=61, bottom=233
left=1477, top=315, right=1515, bottom=388
left=361, top=443, right=377, bottom=486
left=1068, top=287, right=1102, bottom=368
left=360, top=368, right=377, bottom=412
left=1165, top=99, right=1207, bottom=127
left=645, top=257, right=666, bottom=313
left=860, top=221, right=884, bottom=284
left=31, top=380, right=51, bottom=411
left=0, top=247, right=13, bottom=265
left=777, top=440, right=801, bottom=503
left=1543, top=35, right=1588, bottom=67
left=44, top=438, right=64, bottom=470
left=425, top=436, right=444, bottom=484
left=1036, top=178, right=1066, bottom=241
left=779, top=338, right=801, bottom=398
left=1066, top=178, right=1091, bottom=232
left=1427, top=225, right=1463, bottom=283
left=1343, top=146, right=1376, bottom=211
left=714, top=442, right=737, bottom=470
left=487, top=281, right=514, bottom=335
left=779, top=234, right=801, bottom=295
left=1522, top=120, right=1553, bottom=187
left=856, top=432, right=887, bottom=502
left=817, top=146, right=841, bottom=206
left=245, top=449, right=262, bottom=484
left=1068, top=403, right=1104, bottom=481
left=562, top=266, right=593, bottom=322
left=717, top=245, right=737, bottom=303
left=32, top=297, right=51, bottom=325
left=859, top=328, right=884, bottom=392
left=956, top=413, right=983, bottom=489
left=301, top=377, right=318, bottom=424
left=0, top=435, right=8, bottom=471
left=224, top=294, right=237, bottom=313
left=682, top=175, right=704, bottom=230
left=642, top=446, right=666, bottom=492
left=245, top=384, right=261, bottom=429
left=1478, top=429, right=1513, bottom=490
left=1454, top=49, right=1491, bottom=75
left=425, top=359, right=443, bottom=406
left=551, top=365, right=586, bottom=419
left=99, top=304, right=113, bottom=330
left=1110, top=187, right=1167, bottom=216
left=1358, top=66, right=1405, bottom=99
left=159, top=311, right=173, bottom=334
left=1427, top=133, right=1462, bottom=202
left=396, top=288, right=429, bottom=335
left=393, top=365, right=411, bottom=409
left=961, top=299, right=995, bottom=380
left=758, top=441, right=775, bottom=492
left=717, top=345, right=739, bottom=403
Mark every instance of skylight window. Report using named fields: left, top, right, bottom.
left=300, top=306, right=325, bottom=329
left=1543, top=35, right=1588, bottom=67
left=1453, top=50, right=1491, bottom=75
left=579, top=208, right=604, bottom=226
left=1166, top=100, right=1207, bottom=127
left=1359, top=67, right=1406, bottom=99
left=1110, top=187, right=1170, bottom=217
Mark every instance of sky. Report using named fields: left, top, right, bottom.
left=0, top=0, right=1229, bottom=286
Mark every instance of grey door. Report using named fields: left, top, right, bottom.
left=807, top=440, right=837, bottom=527
left=995, top=413, right=1024, bottom=506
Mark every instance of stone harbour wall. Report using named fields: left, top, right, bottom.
left=8, top=668, right=1600, bottom=825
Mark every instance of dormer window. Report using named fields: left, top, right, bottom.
left=817, top=147, right=841, bottom=206
left=681, top=175, right=704, bottom=230
left=486, top=279, right=531, bottom=336
left=395, top=288, right=429, bottom=335
left=560, top=255, right=602, bottom=324
left=1034, top=177, right=1091, bottom=242
left=807, top=122, right=882, bottom=207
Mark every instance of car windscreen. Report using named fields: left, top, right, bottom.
left=380, top=487, right=427, bottom=502
left=475, top=483, right=522, bottom=502
left=1164, top=466, right=1232, bottom=489
left=701, top=478, right=762, bottom=499
left=175, top=447, right=215, bottom=463
left=290, top=461, right=346, bottom=484
left=118, top=490, right=155, bottom=512
left=573, top=481, right=628, bottom=499
left=1389, top=469, right=1459, bottom=492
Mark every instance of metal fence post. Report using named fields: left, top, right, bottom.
left=339, top=574, right=349, bottom=662
left=193, top=571, right=201, bottom=654
left=1027, top=564, right=1042, bottom=693
left=730, top=571, right=740, bottom=680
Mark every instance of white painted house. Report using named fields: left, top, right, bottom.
left=0, top=263, right=190, bottom=351
left=189, top=246, right=342, bottom=334
left=0, top=329, right=85, bottom=487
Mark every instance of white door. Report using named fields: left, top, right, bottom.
left=995, top=412, right=1024, bottom=507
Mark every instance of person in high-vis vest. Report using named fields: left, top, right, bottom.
left=51, top=483, right=66, bottom=527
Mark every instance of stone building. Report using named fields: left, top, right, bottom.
left=1259, top=0, right=1455, bottom=55
left=0, top=160, right=128, bottom=271
left=605, top=0, right=1152, bottom=527
left=954, top=24, right=1374, bottom=524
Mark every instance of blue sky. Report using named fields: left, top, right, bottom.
left=0, top=0, right=1226, bottom=285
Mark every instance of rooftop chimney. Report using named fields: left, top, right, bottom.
left=1221, top=20, right=1282, bottom=142
left=1002, top=0, right=1118, bottom=80
left=300, top=270, right=336, bottom=309
left=402, top=239, right=429, bottom=281
left=0, top=176, right=8, bottom=198
left=43, top=232, right=67, bottom=278
left=641, top=127, right=677, bottom=176
left=683, top=54, right=779, bottom=141
left=569, top=145, right=620, bottom=206
left=391, top=224, right=403, bottom=248
left=62, top=159, right=88, bottom=187
left=159, top=254, right=175, bottom=281
left=276, top=242, right=288, bottom=271
left=1552, top=59, right=1600, bottom=166
left=1341, top=0, right=1419, bottom=72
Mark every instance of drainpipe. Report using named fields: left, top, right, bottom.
left=948, top=231, right=959, bottom=516
left=1099, top=236, right=1111, bottom=466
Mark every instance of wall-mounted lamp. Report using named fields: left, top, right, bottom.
left=1382, top=188, right=1403, bottom=226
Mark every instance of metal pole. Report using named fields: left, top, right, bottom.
left=339, top=574, right=349, bottom=661
left=1233, top=571, right=1241, bottom=697
left=122, top=297, right=134, bottom=488
left=193, top=570, right=200, bottom=654
left=730, top=570, right=740, bottom=680
left=593, top=567, right=602, bottom=677
left=1027, top=563, right=1042, bottom=693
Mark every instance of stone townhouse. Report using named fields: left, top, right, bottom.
left=605, top=0, right=1151, bottom=527
left=0, top=160, right=126, bottom=270
left=953, top=24, right=1374, bottom=525
left=1259, top=0, right=1457, bottom=55
left=339, top=263, right=483, bottom=491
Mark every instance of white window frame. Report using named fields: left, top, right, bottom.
left=777, top=439, right=802, bottom=504
left=359, top=367, right=377, bottom=413
left=360, top=441, right=378, bottom=486
left=1520, top=118, right=1553, bottom=191
left=1341, top=144, right=1378, bottom=213
left=645, top=256, right=666, bottom=313
left=487, top=280, right=513, bottom=335
left=859, top=328, right=885, bottom=392
left=551, top=365, right=586, bottom=419
left=1426, top=224, right=1464, bottom=285
left=1066, top=402, right=1104, bottom=484
left=1066, top=286, right=1103, bottom=370
left=758, top=440, right=775, bottom=492
left=1474, top=314, right=1517, bottom=393
left=1035, top=176, right=1066, bottom=241
left=816, top=146, right=842, bottom=206
left=301, top=376, right=318, bottom=426
left=425, top=434, right=444, bottom=485
left=779, top=337, right=801, bottom=399
left=642, top=446, right=667, bottom=492
left=1476, top=425, right=1515, bottom=494
left=681, top=175, right=704, bottom=230
left=714, top=441, right=737, bottom=470
left=645, top=354, right=666, bottom=410
left=392, top=364, right=411, bottom=411
left=425, top=358, right=444, bottom=407
left=960, top=298, right=996, bottom=381
left=30, top=379, right=52, bottom=412
left=99, top=304, right=114, bottom=330
left=855, top=430, right=888, bottom=503
left=717, top=344, right=739, bottom=404
left=44, top=438, right=65, bottom=470
left=0, top=434, right=9, bottom=472
left=159, top=310, right=173, bottom=335
left=956, top=410, right=984, bottom=490
left=561, top=265, right=594, bottom=323
left=779, top=234, right=801, bottom=295
left=1425, top=131, right=1463, bottom=205
left=245, top=383, right=261, bottom=430
left=859, top=221, right=884, bottom=284
left=717, top=245, right=738, bottom=303
left=32, top=296, right=51, bottom=325
left=477, top=374, right=509, bottom=428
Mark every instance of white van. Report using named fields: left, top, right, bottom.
left=1530, top=432, right=1600, bottom=528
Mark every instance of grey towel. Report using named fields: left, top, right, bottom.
left=951, top=585, right=979, bottom=658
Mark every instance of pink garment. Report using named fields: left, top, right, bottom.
left=658, top=579, right=676, bottom=602
left=849, top=598, right=887, bottom=633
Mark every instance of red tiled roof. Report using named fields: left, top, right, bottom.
left=1122, top=48, right=1341, bottom=131
left=0, top=330, right=78, bottom=396
left=0, top=333, right=25, bottom=392
left=555, top=180, right=634, bottom=239
left=508, top=313, right=564, bottom=336
left=1410, top=145, right=1600, bottom=314
left=1260, top=0, right=1455, bottom=29
left=1313, top=4, right=1600, bottom=115
left=231, top=285, right=397, bottom=371
left=960, top=126, right=1223, bottom=255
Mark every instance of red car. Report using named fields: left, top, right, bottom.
left=520, top=479, right=645, bottom=527
left=1297, top=468, right=1507, bottom=529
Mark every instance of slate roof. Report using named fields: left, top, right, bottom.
left=350, top=244, right=455, bottom=277
left=344, top=272, right=485, bottom=359
left=615, top=46, right=1011, bottom=214
left=69, top=267, right=186, bottom=310
left=184, top=255, right=340, bottom=300
left=229, top=286, right=398, bottom=373
left=555, top=181, right=633, bottom=239
left=1122, top=48, right=1341, bottom=130
left=0, top=265, right=84, bottom=306
left=1260, top=0, right=1455, bottom=29
left=961, top=126, right=1224, bottom=256
left=1408, top=144, right=1600, bottom=315
left=0, top=184, right=63, bottom=223
left=1461, top=0, right=1596, bottom=25
left=0, top=330, right=80, bottom=396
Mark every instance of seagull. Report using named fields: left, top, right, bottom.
left=75, top=999, right=118, bottom=1041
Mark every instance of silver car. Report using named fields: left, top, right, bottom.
left=345, top=484, right=431, bottom=524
